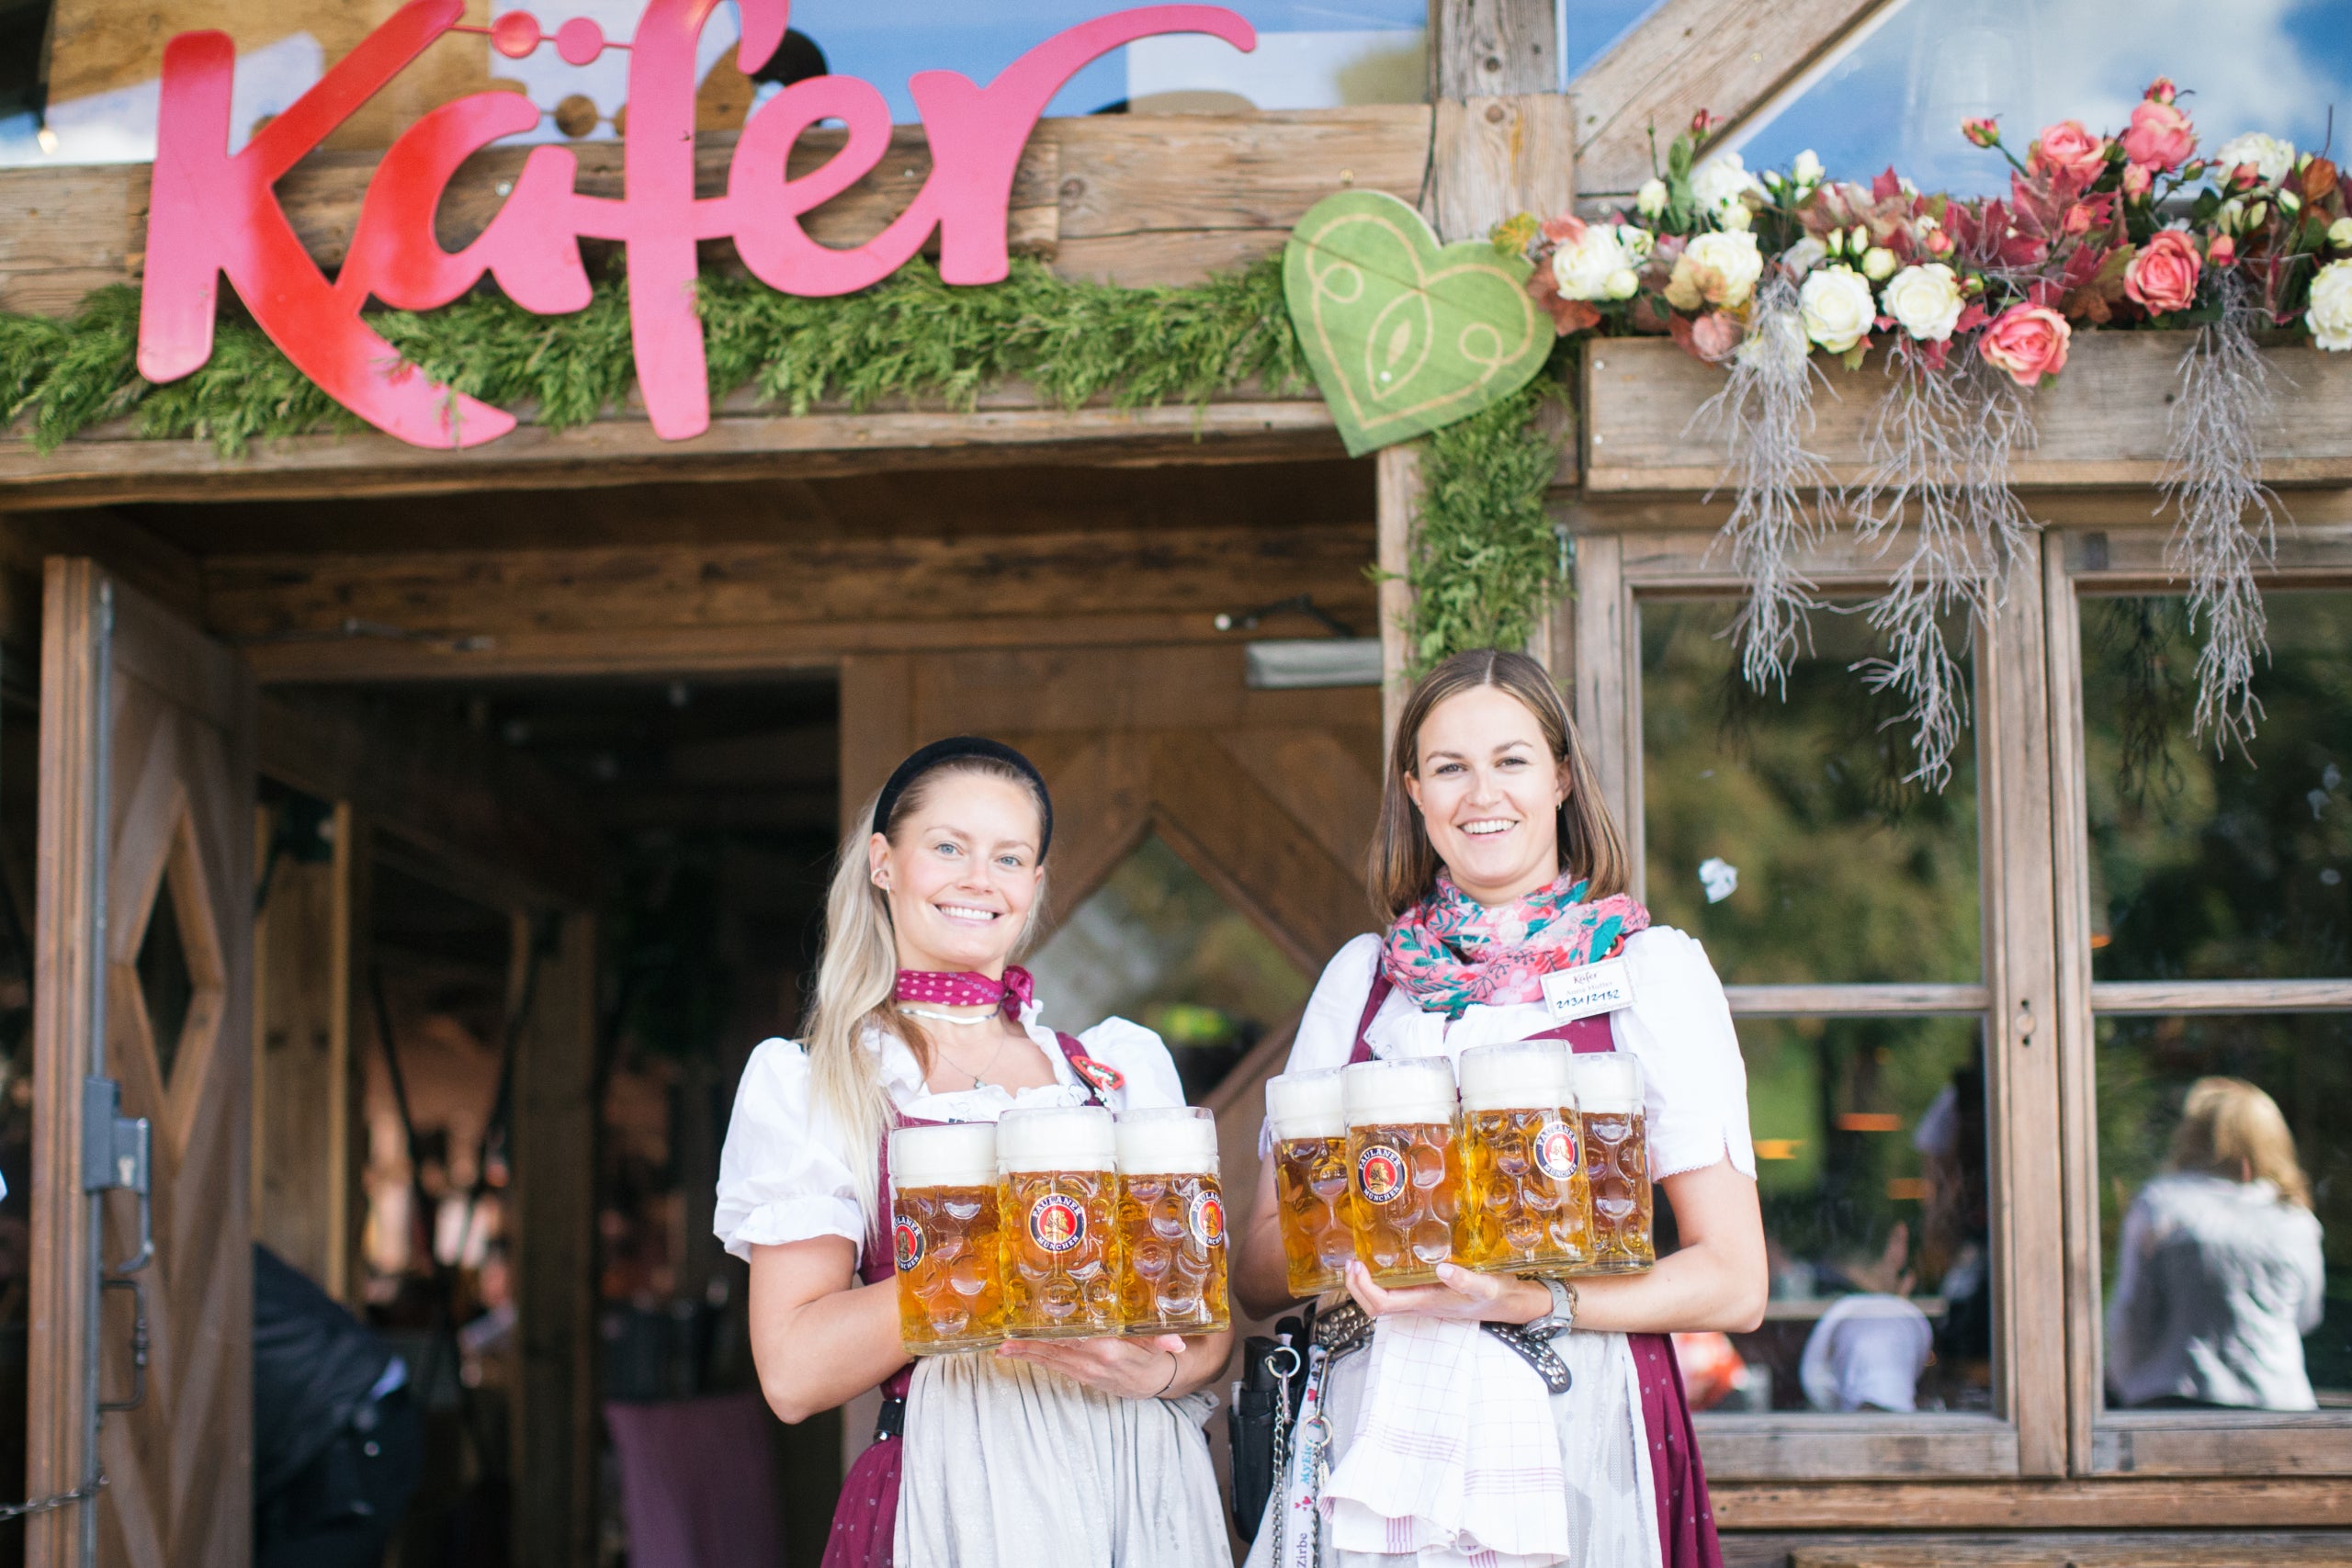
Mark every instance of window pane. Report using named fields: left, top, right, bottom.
left=1565, top=0, right=1666, bottom=78
left=1713, top=1016, right=1993, bottom=1415
left=1733, top=0, right=2352, bottom=197
left=1640, top=599, right=1981, bottom=984
left=2097, top=1013, right=2348, bottom=1410
left=2080, top=592, right=2352, bottom=982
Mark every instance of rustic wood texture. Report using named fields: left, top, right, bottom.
left=511, top=910, right=599, bottom=1568
left=1568, top=530, right=1635, bottom=881
left=1722, top=984, right=1990, bottom=1016
left=1713, top=1478, right=2352, bottom=1530
left=1430, top=94, right=1576, bottom=242
left=1430, top=0, right=1559, bottom=97
left=1584, top=336, right=2352, bottom=491
left=257, top=690, right=601, bottom=908
left=1566, top=0, right=1891, bottom=196
left=1376, top=444, right=1421, bottom=750
left=1782, top=1532, right=2352, bottom=1568
left=0, top=166, right=147, bottom=317
left=2084, top=979, right=2352, bottom=1013
left=1699, top=1415, right=2017, bottom=1482
left=31, top=561, right=258, bottom=1568
left=2093, top=1414, right=2352, bottom=1477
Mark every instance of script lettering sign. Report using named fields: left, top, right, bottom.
left=138, top=0, right=1255, bottom=446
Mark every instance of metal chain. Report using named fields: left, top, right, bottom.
left=1265, top=1342, right=1297, bottom=1568
left=0, top=1473, right=105, bottom=1523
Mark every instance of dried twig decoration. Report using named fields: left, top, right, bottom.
left=1697, top=273, right=1833, bottom=694
left=1849, top=341, right=2040, bottom=786
left=2161, top=269, right=2284, bottom=751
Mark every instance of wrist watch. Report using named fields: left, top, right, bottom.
left=1520, top=1274, right=1577, bottom=1338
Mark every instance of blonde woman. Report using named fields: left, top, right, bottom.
left=2108, top=1076, right=2327, bottom=1410
left=714, top=739, right=1231, bottom=1568
left=1235, top=649, right=1765, bottom=1568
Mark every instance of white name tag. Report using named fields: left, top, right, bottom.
left=1540, top=958, right=1635, bottom=1022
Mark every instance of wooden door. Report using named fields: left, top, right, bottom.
left=28, top=560, right=256, bottom=1568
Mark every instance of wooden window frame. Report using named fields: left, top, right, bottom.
left=1573, top=527, right=2064, bottom=1481
left=2045, top=515, right=2352, bottom=1478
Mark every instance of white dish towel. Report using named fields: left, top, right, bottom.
left=1319, top=1315, right=1574, bottom=1567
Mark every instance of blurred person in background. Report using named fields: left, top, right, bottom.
left=2107, top=1077, right=2326, bottom=1410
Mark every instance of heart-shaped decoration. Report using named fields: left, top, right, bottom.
left=1283, top=190, right=1550, bottom=457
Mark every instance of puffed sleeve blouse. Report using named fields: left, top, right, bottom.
left=1272, top=926, right=1756, bottom=1181
left=714, top=1001, right=1190, bottom=1265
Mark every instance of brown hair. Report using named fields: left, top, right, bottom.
left=2166, top=1076, right=2312, bottom=1209
left=1368, top=649, right=1631, bottom=921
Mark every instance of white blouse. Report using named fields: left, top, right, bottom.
left=1274, top=927, right=1757, bottom=1181
left=714, top=1003, right=1189, bottom=1265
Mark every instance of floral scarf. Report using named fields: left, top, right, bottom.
left=1381, top=870, right=1651, bottom=1020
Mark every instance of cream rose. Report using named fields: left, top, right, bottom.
left=1553, top=224, right=1636, bottom=301
left=1791, top=149, right=1825, bottom=187
left=1883, top=263, right=1965, bottom=341
left=2309, top=258, right=2352, bottom=352
left=1682, top=229, right=1764, bottom=309
left=1691, top=152, right=1760, bottom=221
left=1799, top=265, right=1876, bottom=354
left=2213, top=131, right=2295, bottom=186
left=1635, top=178, right=1668, bottom=219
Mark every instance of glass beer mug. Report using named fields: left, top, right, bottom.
left=1263, top=1067, right=1354, bottom=1297
left=1113, top=1107, right=1229, bottom=1336
left=1457, top=1039, right=1591, bottom=1275
left=996, top=1104, right=1123, bottom=1338
left=1566, top=1053, right=1655, bottom=1273
left=1341, top=1056, right=1464, bottom=1287
left=888, top=1122, right=1007, bottom=1354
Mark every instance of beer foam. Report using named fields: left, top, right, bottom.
left=1457, top=1040, right=1573, bottom=1113
left=995, top=1103, right=1116, bottom=1173
left=1564, top=1052, right=1644, bottom=1115
left=889, top=1122, right=997, bottom=1190
left=1114, top=1108, right=1219, bottom=1175
left=1342, top=1056, right=1457, bottom=1128
left=1264, top=1068, right=1346, bottom=1139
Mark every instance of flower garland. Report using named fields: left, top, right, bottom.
left=1501, top=79, right=2352, bottom=784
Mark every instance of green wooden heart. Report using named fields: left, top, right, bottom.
left=1283, top=190, right=1550, bottom=457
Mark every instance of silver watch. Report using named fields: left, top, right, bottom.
left=1520, top=1274, right=1577, bottom=1338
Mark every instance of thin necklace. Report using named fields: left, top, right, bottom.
left=899, top=1006, right=1011, bottom=1089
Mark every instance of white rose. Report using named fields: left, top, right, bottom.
left=2309, top=258, right=2352, bottom=351
left=1719, top=200, right=1753, bottom=231
left=1860, top=245, right=1897, bottom=282
left=1791, top=149, right=1825, bottom=186
left=1616, top=224, right=1655, bottom=258
left=1781, top=236, right=1828, bottom=277
left=1690, top=152, right=1760, bottom=218
left=1685, top=229, right=1764, bottom=309
left=2331, top=217, right=2352, bottom=250
left=1799, top=264, right=1875, bottom=354
left=1552, top=225, right=1634, bottom=300
left=1635, top=178, right=1668, bottom=219
left=2214, top=131, right=2296, bottom=185
left=1883, top=263, right=1965, bottom=341
left=1604, top=267, right=1640, bottom=300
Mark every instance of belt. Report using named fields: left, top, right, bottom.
left=875, top=1395, right=906, bottom=1442
left=1310, top=1298, right=1571, bottom=1395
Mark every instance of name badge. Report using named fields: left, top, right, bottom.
left=1541, top=958, right=1635, bottom=1022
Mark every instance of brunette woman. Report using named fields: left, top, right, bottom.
left=1235, top=650, right=1766, bottom=1568
left=716, top=739, right=1232, bottom=1568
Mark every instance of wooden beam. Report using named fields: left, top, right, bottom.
left=1376, top=445, right=1420, bottom=750
left=0, top=507, right=202, bottom=647
left=510, top=910, right=600, bottom=1568
left=1567, top=0, right=1892, bottom=197
left=1782, top=1532, right=2352, bottom=1568
left=256, top=690, right=603, bottom=909
left=1430, top=94, right=1577, bottom=242
left=1710, top=1478, right=2352, bottom=1531
left=1430, top=0, right=1558, bottom=97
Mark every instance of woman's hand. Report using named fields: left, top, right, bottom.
left=1345, top=1260, right=1549, bottom=1325
left=995, top=1333, right=1190, bottom=1399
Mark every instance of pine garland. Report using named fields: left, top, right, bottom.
left=1401, top=372, right=1568, bottom=672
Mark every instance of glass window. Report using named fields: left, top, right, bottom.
left=1026, top=834, right=1310, bottom=1101
left=1730, top=0, right=2352, bottom=195
left=1640, top=598, right=1982, bottom=985
left=1723, top=1016, right=1995, bottom=1415
left=2079, top=592, right=2352, bottom=981
left=2096, top=1013, right=2349, bottom=1410
left=1564, top=0, right=1667, bottom=78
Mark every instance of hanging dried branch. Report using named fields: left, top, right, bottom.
left=1848, top=341, right=2040, bottom=787
left=1694, top=274, right=1832, bottom=695
left=2160, top=269, right=2283, bottom=753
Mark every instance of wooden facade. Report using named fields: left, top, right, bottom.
left=5, top=1, right=2352, bottom=1565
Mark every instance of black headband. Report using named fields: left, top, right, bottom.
left=872, top=737, right=1054, bottom=862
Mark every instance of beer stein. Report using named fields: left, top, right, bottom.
left=1340, top=1056, right=1464, bottom=1287
left=1113, top=1107, right=1229, bottom=1336
left=995, top=1104, right=1123, bottom=1338
left=1566, top=1053, right=1655, bottom=1273
left=888, top=1122, right=1007, bottom=1354
left=1457, top=1040, right=1591, bottom=1276
left=1263, top=1067, right=1354, bottom=1297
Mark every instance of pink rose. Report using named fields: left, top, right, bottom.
left=2144, top=76, right=2178, bottom=105
left=1980, top=304, right=2072, bottom=384
left=2208, top=234, right=2236, bottom=267
left=2122, top=99, right=2196, bottom=172
left=1962, top=117, right=2001, bottom=148
left=2121, top=163, right=2154, bottom=197
left=2124, top=231, right=2201, bottom=313
left=2030, top=120, right=2109, bottom=182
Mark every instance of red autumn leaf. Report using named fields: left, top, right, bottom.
left=1872, top=166, right=1904, bottom=201
left=2301, top=156, right=2339, bottom=201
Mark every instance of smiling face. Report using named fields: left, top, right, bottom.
left=1404, top=683, right=1568, bottom=907
left=868, top=768, right=1046, bottom=976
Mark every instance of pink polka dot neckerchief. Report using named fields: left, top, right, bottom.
left=892, top=965, right=1035, bottom=1018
